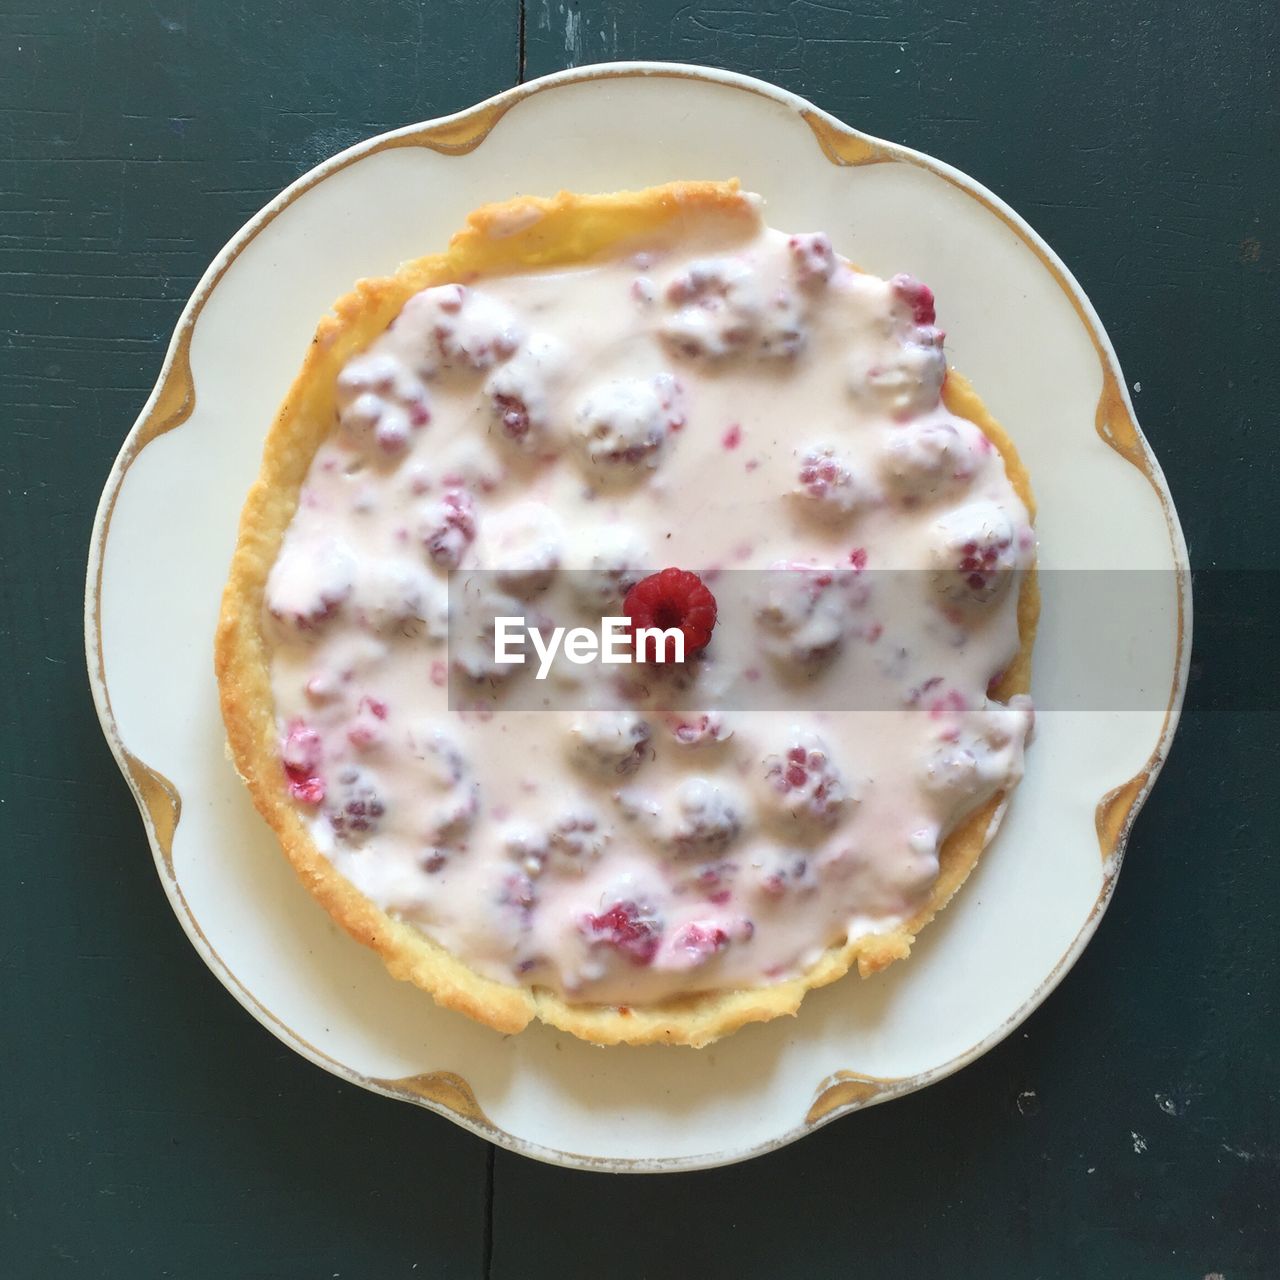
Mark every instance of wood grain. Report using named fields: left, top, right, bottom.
left=3, top=0, right=1277, bottom=1276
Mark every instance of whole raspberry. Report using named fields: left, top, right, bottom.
left=498, top=871, right=538, bottom=926
left=419, top=488, right=476, bottom=570
left=623, top=568, right=717, bottom=658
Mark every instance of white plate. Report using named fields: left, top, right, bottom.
left=85, top=63, right=1190, bottom=1172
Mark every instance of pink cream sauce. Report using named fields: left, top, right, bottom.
left=264, top=201, right=1035, bottom=1004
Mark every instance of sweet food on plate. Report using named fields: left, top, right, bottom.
left=216, top=180, right=1038, bottom=1047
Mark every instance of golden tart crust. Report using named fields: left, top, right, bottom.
left=215, top=180, right=1038, bottom=1047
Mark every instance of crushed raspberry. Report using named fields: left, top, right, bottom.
left=655, top=372, right=686, bottom=431
left=929, top=688, right=969, bottom=720
left=304, top=674, right=339, bottom=704
left=498, top=871, right=538, bottom=925
left=921, top=741, right=984, bottom=798
left=689, top=859, right=737, bottom=901
left=436, top=284, right=464, bottom=314
left=547, top=812, right=608, bottom=869
left=374, top=412, right=410, bottom=455
left=282, top=721, right=324, bottom=805
left=492, top=392, right=531, bottom=440
left=329, top=766, right=385, bottom=842
left=722, top=424, right=742, bottom=450
left=672, top=923, right=730, bottom=960
left=891, top=274, right=936, bottom=326
left=759, top=289, right=806, bottom=358
left=346, top=721, right=382, bottom=751
left=427, top=788, right=478, bottom=843
left=788, top=233, right=836, bottom=285
left=665, top=258, right=760, bottom=312
left=623, top=568, right=717, bottom=657
left=666, top=712, right=731, bottom=747
left=415, top=730, right=468, bottom=788
left=909, top=675, right=944, bottom=704
left=420, top=489, right=475, bottom=569
left=908, top=679, right=970, bottom=720
left=581, top=901, right=662, bottom=966
left=758, top=854, right=815, bottom=898
left=848, top=547, right=868, bottom=571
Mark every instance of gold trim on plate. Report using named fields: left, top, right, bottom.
left=806, top=1071, right=894, bottom=1126
left=87, top=80, right=559, bottom=1144
left=375, top=1071, right=491, bottom=1124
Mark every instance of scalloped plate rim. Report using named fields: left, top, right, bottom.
left=84, top=60, right=1191, bottom=1173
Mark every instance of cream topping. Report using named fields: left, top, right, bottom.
left=264, top=207, right=1035, bottom=1004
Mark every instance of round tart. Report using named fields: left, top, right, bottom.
left=216, top=180, right=1038, bottom=1047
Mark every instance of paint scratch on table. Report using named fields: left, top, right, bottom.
left=1220, top=1142, right=1263, bottom=1162
left=541, top=1, right=585, bottom=66
left=1154, top=1082, right=1199, bottom=1118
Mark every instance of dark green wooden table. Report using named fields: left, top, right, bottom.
left=3, top=2, right=1276, bottom=1276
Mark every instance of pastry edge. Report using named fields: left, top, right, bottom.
left=214, top=180, right=1039, bottom=1049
